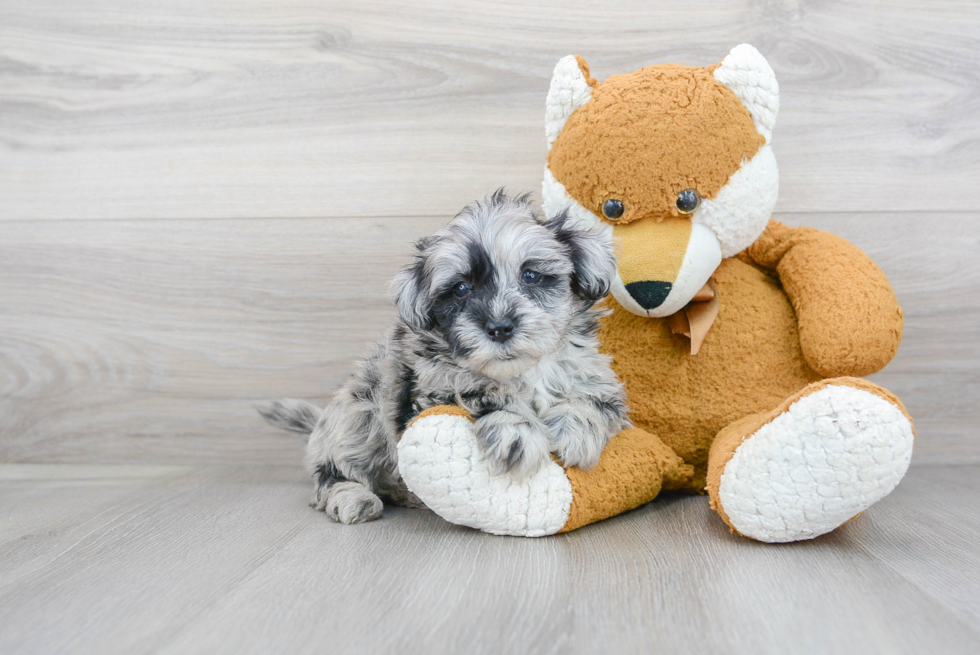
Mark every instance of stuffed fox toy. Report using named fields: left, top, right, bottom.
left=397, top=44, right=914, bottom=542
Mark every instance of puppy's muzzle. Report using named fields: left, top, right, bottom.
left=485, top=318, right=515, bottom=343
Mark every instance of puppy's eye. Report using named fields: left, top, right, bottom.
left=521, top=270, right=542, bottom=284
left=453, top=282, right=472, bottom=297
left=676, top=189, right=701, bottom=214
left=602, top=199, right=625, bottom=221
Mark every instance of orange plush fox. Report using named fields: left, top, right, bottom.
left=399, top=45, right=914, bottom=542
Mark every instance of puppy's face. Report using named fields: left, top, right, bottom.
left=393, top=192, right=616, bottom=379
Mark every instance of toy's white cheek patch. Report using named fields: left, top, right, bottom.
left=542, top=166, right=609, bottom=234
left=718, top=385, right=914, bottom=543
left=398, top=414, right=573, bottom=537
left=694, top=144, right=778, bottom=258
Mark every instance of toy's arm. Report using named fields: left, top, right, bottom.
left=742, top=219, right=903, bottom=378
left=399, top=406, right=694, bottom=537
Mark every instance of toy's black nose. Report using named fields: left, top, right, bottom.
left=485, top=319, right=515, bottom=343
left=625, top=281, right=673, bottom=310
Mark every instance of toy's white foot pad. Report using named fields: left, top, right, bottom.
left=398, top=414, right=573, bottom=537
left=718, top=385, right=914, bottom=543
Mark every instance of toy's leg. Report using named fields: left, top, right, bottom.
left=705, top=377, right=914, bottom=543
left=398, top=406, right=693, bottom=537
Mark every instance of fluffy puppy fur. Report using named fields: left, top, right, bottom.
left=260, top=191, right=629, bottom=524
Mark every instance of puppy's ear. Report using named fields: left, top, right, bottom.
left=391, top=237, right=435, bottom=331
left=544, top=210, right=616, bottom=303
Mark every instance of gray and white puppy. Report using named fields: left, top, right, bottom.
left=260, top=190, right=629, bottom=524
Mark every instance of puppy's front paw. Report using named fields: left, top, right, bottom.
left=321, top=481, right=383, bottom=524
left=475, top=413, right=551, bottom=480
left=546, top=409, right=612, bottom=471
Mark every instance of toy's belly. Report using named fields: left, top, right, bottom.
left=598, top=258, right=822, bottom=481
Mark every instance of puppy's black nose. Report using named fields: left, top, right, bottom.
left=625, top=281, right=673, bottom=310
left=485, top=319, right=514, bottom=343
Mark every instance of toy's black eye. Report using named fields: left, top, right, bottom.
left=521, top=270, right=542, bottom=284
left=602, top=199, right=625, bottom=220
left=676, top=189, right=701, bottom=214
left=453, top=282, right=472, bottom=297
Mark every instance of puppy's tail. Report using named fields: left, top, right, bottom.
left=256, top=399, right=322, bottom=439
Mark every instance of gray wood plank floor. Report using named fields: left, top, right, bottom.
left=1, top=463, right=978, bottom=655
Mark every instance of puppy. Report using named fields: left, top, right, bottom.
left=260, top=190, right=629, bottom=524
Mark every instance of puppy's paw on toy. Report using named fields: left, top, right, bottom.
left=399, top=407, right=573, bottom=537
left=545, top=408, right=612, bottom=471
left=475, top=411, right=553, bottom=480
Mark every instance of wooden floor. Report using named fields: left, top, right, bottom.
left=3, top=1, right=980, bottom=653
left=0, top=463, right=978, bottom=655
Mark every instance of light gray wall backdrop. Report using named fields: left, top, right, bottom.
left=1, top=0, right=978, bottom=465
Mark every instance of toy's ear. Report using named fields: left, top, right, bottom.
left=546, top=55, right=596, bottom=147
left=713, top=44, right=779, bottom=143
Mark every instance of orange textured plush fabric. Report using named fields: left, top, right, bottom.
left=745, top=220, right=905, bottom=377
left=548, top=63, right=764, bottom=225
left=540, top=44, right=915, bottom=539
left=397, top=45, right=916, bottom=542
left=596, top=249, right=826, bottom=490
left=559, top=427, right=693, bottom=533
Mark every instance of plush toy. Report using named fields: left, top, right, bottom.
left=397, top=44, right=914, bottom=541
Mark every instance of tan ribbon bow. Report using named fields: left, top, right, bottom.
left=665, top=280, right=719, bottom=355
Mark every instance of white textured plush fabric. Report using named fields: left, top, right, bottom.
left=693, top=144, right=779, bottom=259
left=398, top=414, right=573, bottom=537
left=717, top=386, right=915, bottom=543
left=541, top=167, right=606, bottom=233
left=545, top=55, right=593, bottom=147
left=713, top=43, right=780, bottom=144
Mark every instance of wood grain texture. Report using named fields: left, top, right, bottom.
left=0, top=463, right=978, bottom=655
left=1, top=4, right=976, bottom=653
left=0, top=215, right=442, bottom=463
left=1, top=0, right=979, bottom=220
left=1, top=212, right=977, bottom=464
